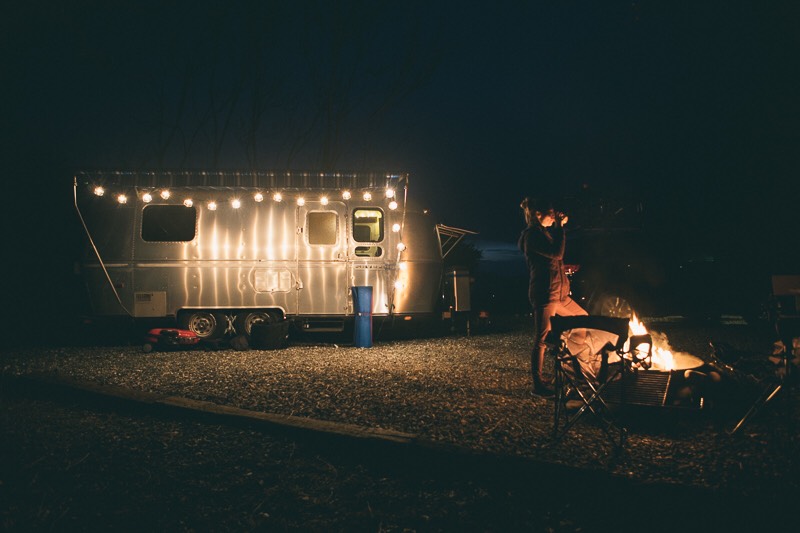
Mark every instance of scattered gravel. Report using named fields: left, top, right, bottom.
left=2, top=320, right=798, bottom=496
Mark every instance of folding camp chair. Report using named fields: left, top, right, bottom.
left=729, top=275, right=800, bottom=434
left=549, top=315, right=652, bottom=450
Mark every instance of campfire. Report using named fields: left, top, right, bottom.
left=625, top=313, right=702, bottom=372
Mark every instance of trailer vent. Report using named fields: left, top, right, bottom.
left=134, top=291, right=167, bottom=317
left=253, top=269, right=293, bottom=293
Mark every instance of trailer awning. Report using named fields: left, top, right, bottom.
left=75, top=170, right=407, bottom=190
left=436, top=224, right=478, bottom=259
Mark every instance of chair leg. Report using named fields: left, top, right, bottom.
left=728, top=382, right=783, bottom=435
left=552, top=358, right=565, bottom=438
left=551, top=364, right=627, bottom=449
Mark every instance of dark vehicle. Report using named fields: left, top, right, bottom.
left=465, top=232, right=716, bottom=322
left=465, top=227, right=770, bottom=325
left=565, top=227, right=770, bottom=321
left=565, top=227, right=670, bottom=318
left=466, top=239, right=530, bottom=322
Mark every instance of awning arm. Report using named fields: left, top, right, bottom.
left=436, top=224, right=478, bottom=259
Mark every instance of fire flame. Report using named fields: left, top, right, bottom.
left=627, top=313, right=675, bottom=371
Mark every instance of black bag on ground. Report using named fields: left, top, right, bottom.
left=250, top=321, right=290, bottom=350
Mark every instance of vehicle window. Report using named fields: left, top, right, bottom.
left=352, top=208, right=384, bottom=257
left=142, top=205, right=197, bottom=242
left=307, top=211, right=338, bottom=245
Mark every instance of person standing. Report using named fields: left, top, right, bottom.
left=518, top=197, right=588, bottom=396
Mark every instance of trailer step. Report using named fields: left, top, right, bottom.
left=297, top=318, right=347, bottom=332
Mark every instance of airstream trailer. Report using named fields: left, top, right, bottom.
left=73, top=171, right=471, bottom=340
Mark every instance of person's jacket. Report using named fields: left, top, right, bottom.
left=518, top=223, right=569, bottom=306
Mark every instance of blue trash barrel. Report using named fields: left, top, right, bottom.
left=352, top=286, right=373, bottom=348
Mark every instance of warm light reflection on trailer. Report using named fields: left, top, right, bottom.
left=74, top=172, right=456, bottom=333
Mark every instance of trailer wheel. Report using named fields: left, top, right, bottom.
left=178, top=311, right=227, bottom=340
left=234, top=311, right=275, bottom=336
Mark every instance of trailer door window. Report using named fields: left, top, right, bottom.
left=352, top=208, right=384, bottom=257
left=306, top=211, right=338, bottom=245
left=142, top=205, right=197, bottom=242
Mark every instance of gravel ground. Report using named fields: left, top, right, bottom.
left=3, top=318, right=798, bottom=497
left=4, top=388, right=578, bottom=532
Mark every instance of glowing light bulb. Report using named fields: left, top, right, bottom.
left=231, top=199, right=241, bottom=209
left=363, top=192, right=372, bottom=201
left=254, top=192, right=264, bottom=202
left=297, top=197, right=305, bottom=206
left=184, top=199, right=193, bottom=207
left=385, top=188, right=395, bottom=198
left=342, top=190, right=351, bottom=200
left=160, top=190, right=171, bottom=200
left=389, top=201, right=398, bottom=210
left=142, top=193, right=153, bottom=203
left=117, top=194, right=127, bottom=204
left=392, top=223, right=401, bottom=232
left=208, top=201, right=217, bottom=211
left=397, top=242, right=406, bottom=252
left=320, top=196, right=328, bottom=205
left=273, top=193, right=282, bottom=202
left=93, top=186, right=105, bottom=197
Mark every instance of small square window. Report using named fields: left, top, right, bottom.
left=307, top=211, right=338, bottom=245
left=142, top=205, right=197, bottom=242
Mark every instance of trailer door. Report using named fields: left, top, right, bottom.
left=296, top=201, right=348, bottom=316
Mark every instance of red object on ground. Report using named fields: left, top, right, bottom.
left=143, top=328, right=200, bottom=352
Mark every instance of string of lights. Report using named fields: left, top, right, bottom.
left=89, top=185, right=402, bottom=210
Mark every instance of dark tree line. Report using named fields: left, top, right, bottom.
left=127, top=1, right=447, bottom=171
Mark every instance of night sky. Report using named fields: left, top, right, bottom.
left=3, top=1, right=800, bottom=321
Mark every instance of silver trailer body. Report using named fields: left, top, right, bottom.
left=74, top=171, right=448, bottom=338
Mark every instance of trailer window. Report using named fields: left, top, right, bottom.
left=306, top=211, right=338, bottom=245
left=353, top=208, right=384, bottom=257
left=141, top=205, right=197, bottom=242
left=352, top=209, right=384, bottom=242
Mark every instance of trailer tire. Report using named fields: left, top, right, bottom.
left=234, top=311, right=275, bottom=337
left=177, top=311, right=227, bottom=340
